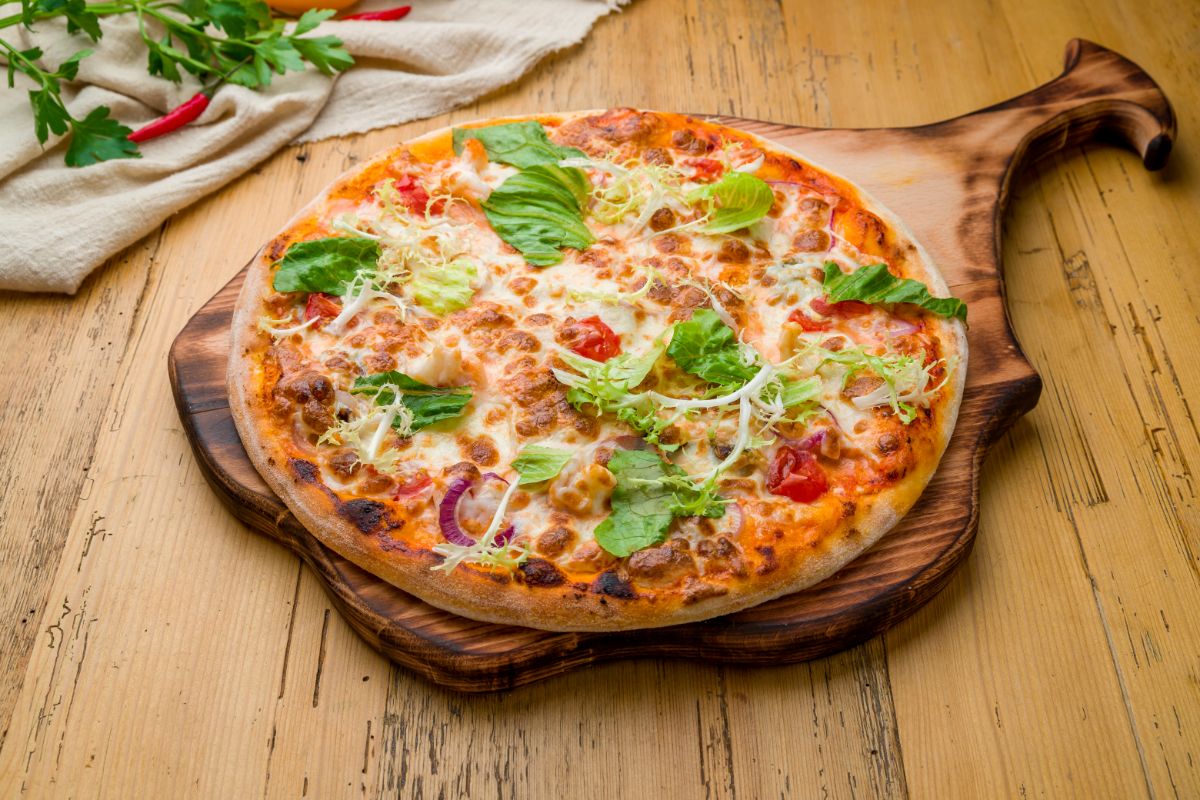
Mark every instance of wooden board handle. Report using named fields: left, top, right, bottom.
left=1005, top=39, right=1176, bottom=170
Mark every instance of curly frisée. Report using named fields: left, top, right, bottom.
left=229, top=108, right=967, bottom=631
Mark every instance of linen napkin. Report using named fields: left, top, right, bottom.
left=0, top=0, right=625, bottom=294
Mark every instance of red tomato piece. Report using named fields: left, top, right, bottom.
left=688, top=157, right=725, bottom=181
left=787, top=307, right=830, bottom=332
left=304, top=292, right=341, bottom=326
left=766, top=445, right=829, bottom=503
left=810, top=296, right=872, bottom=317
left=394, top=472, right=432, bottom=499
left=563, top=316, right=621, bottom=362
left=394, top=175, right=430, bottom=215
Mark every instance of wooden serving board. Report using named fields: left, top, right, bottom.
left=169, top=40, right=1175, bottom=692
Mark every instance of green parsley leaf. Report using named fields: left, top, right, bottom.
left=666, top=308, right=760, bottom=390
left=482, top=164, right=594, bottom=266
left=205, top=0, right=271, bottom=40
left=291, top=34, right=355, bottom=75
left=594, top=449, right=724, bottom=557
left=28, top=87, right=71, bottom=144
left=293, top=7, right=334, bottom=34
left=451, top=121, right=585, bottom=169
left=821, top=262, right=967, bottom=323
left=512, top=445, right=573, bottom=485
left=352, top=372, right=472, bottom=431
left=410, top=260, right=477, bottom=316
left=272, top=237, right=381, bottom=295
left=687, top=171, right=774, bottom=234
left=64, top=106, right=139, bottom=167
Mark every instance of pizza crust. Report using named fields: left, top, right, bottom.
left=227, top=111, right=967, bottom=631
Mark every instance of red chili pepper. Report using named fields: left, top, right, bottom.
left=128, top=92, right=211, bottom=143
left=342, top=4, right=411, bottom=20
left=562, top=316, right=621, bottom=361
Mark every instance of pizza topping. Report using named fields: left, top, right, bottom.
left=559, top=155, right=692, bottom=233
left=409, top=259, right=477, bottom=315
left=433, top=438, right=581, bottom=571
left=766, top=443, right=829, bottom=503
left=481, top=164, right=595, bottom=266
left=821, top=262, right=967, bottom=322
left=390, top=174, right=430, bottom=215
left=452, top=121, right=585, bottom=169
left=436, top=473, right=517, bottom=548
left=317, top=382, right=412, bottom=473
left=350, top=371, right=472, bottom=431
left=665, top=307, right=759, bottom=390
left=686, top=171, right=774, bottom=234
left=510, top=445, right=573, bottom=485
left=304, top=292, right=342, bottom=326
left=560, top=316, right=621, bottom=361
left=272, top=236, right=381, bottom=295
left=593, top=449, right=724, bottom=558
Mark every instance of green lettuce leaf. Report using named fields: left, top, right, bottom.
left=666, top=308, right=760, bottom=390
left=351, top=372, right=471, bottom=430
left=451, top=121, right=585, bottom=169
left=272, top=237, right=380, bottom=295
left=482, top=164, right=594, bottom=266
left=411, top=260, right=477, bottom=315
left=822, top=262, right=967, bottom=323
left=594, top=449, right=724, bottom=557
left=687, top=171, right=774, bottom=234
left=512, top=445, right=572, bottom=485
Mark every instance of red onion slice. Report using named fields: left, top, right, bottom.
left=437, top=474, right=515, bottom=547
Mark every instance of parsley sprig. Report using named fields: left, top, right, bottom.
left=3, top=0, right=353, bottom=166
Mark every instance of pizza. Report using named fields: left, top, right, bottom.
left=228, top=108, right=967, bottom=631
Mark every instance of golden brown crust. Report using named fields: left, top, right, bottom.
left=228, top=110, right=967, bottom=631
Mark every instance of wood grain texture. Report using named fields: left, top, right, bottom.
left=1, top=1, right=1197, bottom=796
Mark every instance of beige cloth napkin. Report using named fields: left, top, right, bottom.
left=0, top=0, right=624, bottom=294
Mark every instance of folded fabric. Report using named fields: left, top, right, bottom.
left=0, top=0, right=624, bottom=294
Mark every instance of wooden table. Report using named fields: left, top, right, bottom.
left=1, top=0, right=1197, bottom=796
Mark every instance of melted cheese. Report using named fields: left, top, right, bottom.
left=260, top=115, right=953, bottom=573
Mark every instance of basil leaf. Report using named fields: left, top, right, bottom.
left=667, top=308, right=760, bottom=390
left=351, top=371, right=472, bottom=430
left=482, top=164, right=595, bottom=266
left=822, top=262, right=967, bottom=323
left=452, top=121, right=585, bottom=169
left=411, top=260, right=477, bottom=316
left=272, top=237, right=380, bottom=296
left=512, top=445, right=573, bottom=485
left=687, top=172, right=774, bottom=234
left=594, top=449, right=724, bottom=558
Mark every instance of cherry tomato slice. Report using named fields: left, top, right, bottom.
left=688, top=157, right=725, bottom=181
left=394, top=472, right=432, bottom=499
left=393, top=175, right=430, bottom=215
left=304, top=292, right=341, bottom=326
left=766, top=445, right=829, bottom=503
left=787, top=307, right=830, bottom=332
left=562, top=316, right=621, bottom=362
left=810, top=295, right=872, bottom=317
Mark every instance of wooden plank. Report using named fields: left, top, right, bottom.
left=0, top=241, right=157, bottom=741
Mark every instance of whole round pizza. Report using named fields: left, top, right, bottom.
left=228, top=108, right=967, bottom=631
